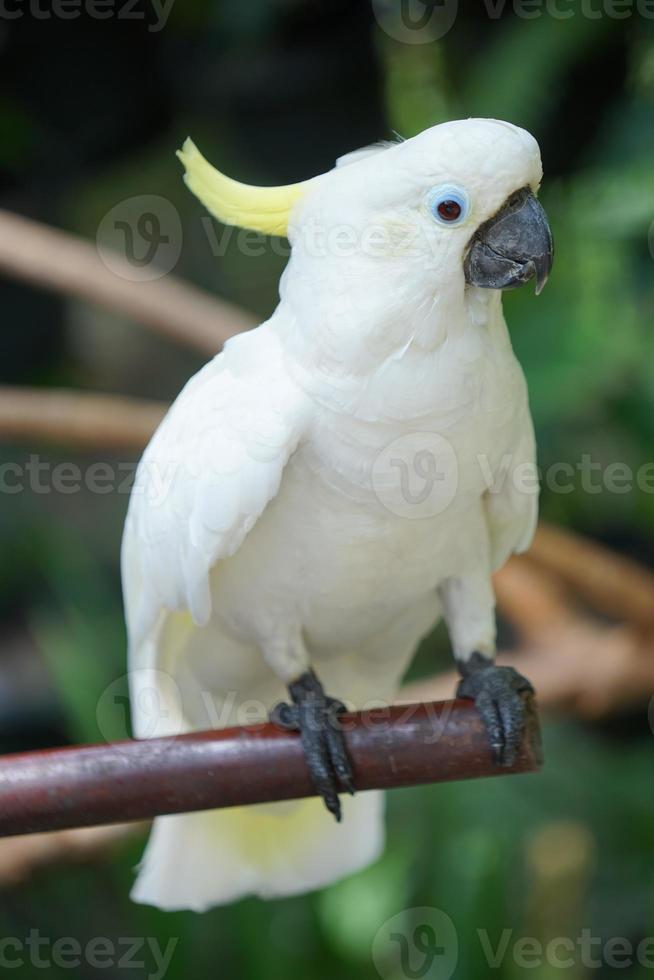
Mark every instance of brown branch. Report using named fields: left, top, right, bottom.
left=0, top=700, right=541, bottom=838
left=0, top=208, right=256, bottom=356
left=0, top=387, right=166, bottom=451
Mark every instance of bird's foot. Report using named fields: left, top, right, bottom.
left=271, top=670, right=354, bottom=821
left=456, top=652, right=534, bottom=768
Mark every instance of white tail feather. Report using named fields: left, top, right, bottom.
left=131, top=792, right=384, bottom=911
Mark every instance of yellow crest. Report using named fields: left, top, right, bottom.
left=177, top=138, right=311, bottom=237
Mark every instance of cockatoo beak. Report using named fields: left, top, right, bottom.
left=463, top=186, right=553, bottom=295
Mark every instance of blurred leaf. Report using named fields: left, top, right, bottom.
left=461, top=14, right=610, bottom=129
left=30, top=529, right=126, bottom=744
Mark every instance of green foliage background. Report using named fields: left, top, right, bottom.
left=0, top=3, right=653, bottom=978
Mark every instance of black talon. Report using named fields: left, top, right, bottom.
left=325, top=724, right=356, bottom=796
left=456, top=652, right=534, bottom=767
left=270, top=669, right=355, bottom=820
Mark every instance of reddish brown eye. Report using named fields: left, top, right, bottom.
left=429, top=186, right=469, bottom=224
left=437, top=199, right=462, bottom=222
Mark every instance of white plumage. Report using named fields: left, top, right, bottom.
left=123, top=118, right=542, bottom=910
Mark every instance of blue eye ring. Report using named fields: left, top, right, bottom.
left=427, top=184, right=470, bottom=226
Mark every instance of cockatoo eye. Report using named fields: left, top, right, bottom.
left=428, top=185, right=469, bottom=226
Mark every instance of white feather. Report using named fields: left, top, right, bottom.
left=123, top=326, right=309, bottom=648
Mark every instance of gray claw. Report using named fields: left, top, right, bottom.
left=457, top=653, right=534, bottom=768
left=270, top=670, right=355, bottom=819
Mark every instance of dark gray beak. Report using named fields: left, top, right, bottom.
left=464, top=186, right=553, bottom=295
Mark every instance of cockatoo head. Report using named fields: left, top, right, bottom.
left=289, top=118, right=552, bottom=297
left=179, top=119, right=553, bottom=362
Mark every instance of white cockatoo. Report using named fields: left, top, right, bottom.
left=122, top=118, right=553, bottom=911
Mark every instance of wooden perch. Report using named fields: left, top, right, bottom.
left=0, top=699, right=541, bottom=838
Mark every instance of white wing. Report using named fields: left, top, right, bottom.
left=122, top=324, right=309, bottom=661
left=483, top=407, right=539, bottom=571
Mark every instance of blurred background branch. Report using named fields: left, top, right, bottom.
left=0, top=386, right=166, bottom=451
left=404, top=548, right=654, bottom=721
left=0, top=209, right=255, bottom=356
left=0, top=824, right=139, bottom=889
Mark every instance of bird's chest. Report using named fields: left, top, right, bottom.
left=265, top=357, right=520, bottom=602
left=299, top=347, right=523, bottom=520
left=214, top=336, right=527, bottom=647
